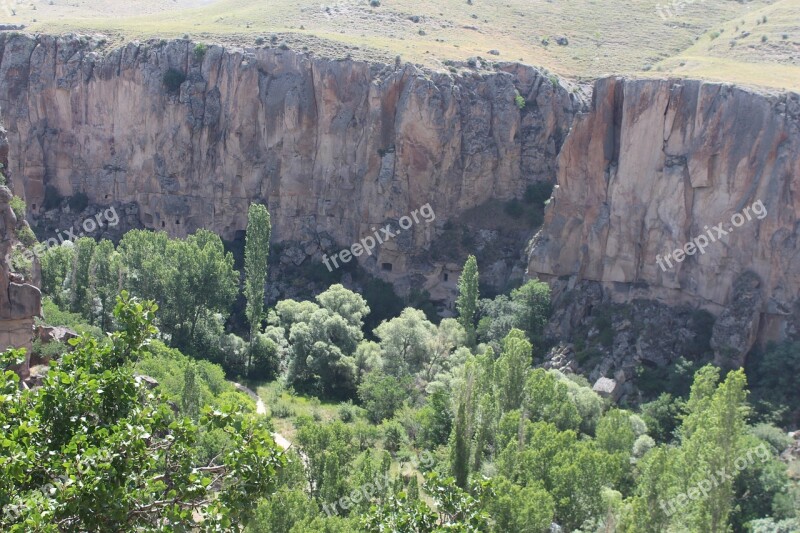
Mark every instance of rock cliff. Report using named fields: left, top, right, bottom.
left=529, top=77, right=800, bottom=363
left=0, top=123, right=41, bottom=378
left=0, top=33, right=579, bottom=301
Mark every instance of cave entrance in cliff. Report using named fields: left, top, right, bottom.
left=382, top=263, right=393, bottom=272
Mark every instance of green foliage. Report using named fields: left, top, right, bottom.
left=15, top=225, right=36, bottom=247
left=70, top=237, right=96, bottom=316
left=747, top=341, right=800, bottom=427
left=9, top=195, right=25, bottom=219
left=514, top=90, right=526, bottom=110
left=381, top=419, right=405, bottom=454
left=487, top=476, right=554, bottom=532
left=276, top=285, right=367, bottom=399
left=417, top=388, right=453, bottom=448
left=194, top=42, right=208, bottom=60
left=374, top=307, right=436, bottom=377
left=523, top=368, right=581, bottom=431
left=89, top=239, right=123, bottom=331
left=358, top=371, right=410, bottom=423
left=163, top=68, right=187, bottom=93
left=9, top=247, right=32, bottom=277
left=40, top=244, right=74, bottom=305
left=244, top=203, right=272, bottom=368
left=0, top=293, right=284, bottom=530
left=477, top=280, right=551, bottom=352
left=456, top=255, right=479, bottom=346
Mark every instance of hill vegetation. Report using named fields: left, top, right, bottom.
left=3, top=203, right=798, bottom=531
left=9, top=0, right=799, bottom=89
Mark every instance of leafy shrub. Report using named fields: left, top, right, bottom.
left=271, top=401, right=295, bottom=418
left=339, top=401, right=357, bottom=422
left=16, top=225, right=37, bottom=247
left=10, top=247, right=32, bottom=277
left=194, top=43, right=208, bottom=61
left=68, top=192, right=89, bottom=212
left=31, top=338, right=69, bottom=361
left=163, top=68, right=187, bottom=94
left=750, top=423, right=792, bottom=454
left=369, top=0, right=380, bottom=6
left=514, top=91, right=526, bottom=110
left=9, top=195, right=25, bottom=219
left=0, top=171, right=5, bottom=186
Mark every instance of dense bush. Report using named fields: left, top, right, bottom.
left=163, top=68, right=187, bottom=93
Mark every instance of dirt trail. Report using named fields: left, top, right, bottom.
left=230, top=382, right=292, bottom=451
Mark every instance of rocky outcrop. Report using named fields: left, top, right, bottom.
left=0, top=124, right=41, bottom=378
left=529, top=77, right=800, bottom=362
left=0, top=33, right=580, bottom=298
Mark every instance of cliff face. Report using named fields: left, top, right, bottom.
left=529, top=77, right=800, bottom=362
left=0, top=33, right=578, bottom=297
left=0, top=123, right=41, bottom=377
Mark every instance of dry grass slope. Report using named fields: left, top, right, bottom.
left=3, top=0, right=798, bottom=88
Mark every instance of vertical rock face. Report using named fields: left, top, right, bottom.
left=529, top=77, right=800, bottom=359
left=0, top=33, right=578, bottom=293
left=0, top=123, right=42, bottom=377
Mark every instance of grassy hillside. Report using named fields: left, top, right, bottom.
left=4, top=0, right=799, bottom=89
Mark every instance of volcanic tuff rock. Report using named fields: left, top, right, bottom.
left=0, top=124, right=41, bottom=377
left=529, top=77, right=800, bottom=360
left=0, top=33, right=579, bottom=296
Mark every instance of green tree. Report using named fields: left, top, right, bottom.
left=456, top=255, right=479, bottom=346
left=244, top=204, right=272, bottom=374
left=89, top=239, right=122, bottom=331
left=181, top=364, right=201, bottom=418
left=509, top=280, right=551, bottom=348
left=494, top=329, right=531, bottom=413
left=0, top=293, right=284, bottom=530
left=487, top=476, right=554, bottom=533
left=117, top=229, right=170, bottom=304
left=39, top=244, right=74, bottom=305
left=164, top=230, right=239, bottom=348
left=523, top=369, right=581, bottom=431
left=357, top=371, right=410, bottom=423
left=374, top=307, right=437, bottom=378
left=417, top=387, right=453, bottom=448
left=69, top=237, right=96, bottom=317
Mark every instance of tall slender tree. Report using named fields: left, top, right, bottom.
left=244, top=203, right=272, bottom=374
left=456, top=255, right=479, bottom=346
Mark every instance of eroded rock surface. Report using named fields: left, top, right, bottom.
left=0, top=125, right=41, bottom=377
left=0, top=33, right=579, bottom=297
left=530, top=77, right=800, bottom=361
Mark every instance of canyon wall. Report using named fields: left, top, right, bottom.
left=0, top=123, right=41, bottom=378
left=529, top=77, right=800, bottom=364
left=0, top=33, right=578, bottom=299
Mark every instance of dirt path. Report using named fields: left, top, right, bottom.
left=230, top=382, right=291, bottom=451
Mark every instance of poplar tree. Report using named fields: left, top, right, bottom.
left=244, top=203, right=272, bottom=374
left=456, top=255, right=479, bottom=346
